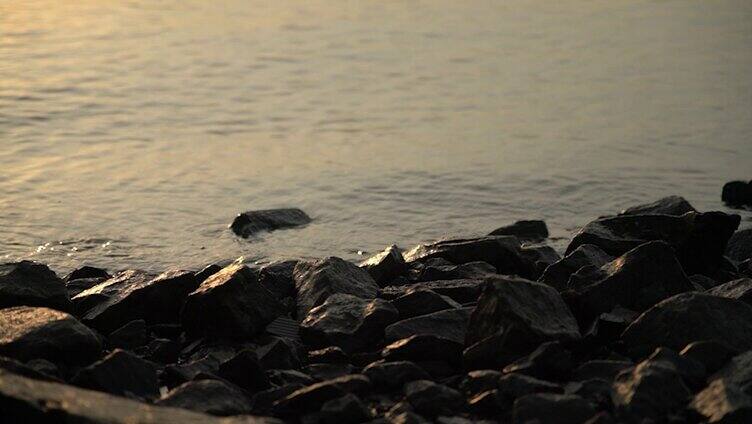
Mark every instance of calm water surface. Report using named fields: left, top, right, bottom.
left=1, top=0, right=751, bottom=273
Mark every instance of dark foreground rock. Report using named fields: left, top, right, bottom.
left=726, top=229, right=752, bottom=263
left=72, top=349, right=159, bottom=400
left=0, top=261, right=72, bottom=312
left=722, top=180, right=752, bottom=207
left=230, top=208, right=311, bottom=237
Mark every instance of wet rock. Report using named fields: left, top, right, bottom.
left=64, top=265, right=111, bottom=283
left=301, top=293, right=398, bottom=352
left=308, top=346, right=349, bottom=364
left=566, top=211, right=740, bottom=276
left=612, top=357, right=691, bottom=419
left=707, top=278, right=752, bottom=305
left=74, top=269, right=199, bottom=332
left=726, top=229, right=752, bottom=263
left=385, top=307, right=472, bottom=344
left=621, top=292, right=752, bottom=357
left=415, top=260, right=496, bottom=282
left=503, top=341, right=574, bottom=381
left=72, top=349, right=159, bottom=400
left=0, top=306, right=101, bottom=364
left=360, top=245, right=408, bottom=287
left=619, top=195, right=696, bottom=216
left=489, top=220, right=549, bottom=242
left=0, top=369, right=282, bottom=423
left=293, top=257, right=379, bottom=319
left=108, top=319, right=148, bottom=349
left=459, top=370, right=502, bottom=396
left=465, top=276, right=580, bottom=349
left=680, top=340, right=737, bottom=375
left=567, top=241, right=695, bottom=320
left=512, top=393, right=596, bottom=424
left=691, top=378, right=752, bottom=424
left=382, top=335, right=463, bottom=365
left=572, top=360, right=633, bottom=382
left=0, top=261, right=72, bottom=312
left=380, top=279, right=485, bottom=304
left=182, top=263, right=283, bottom=339
left=539, top=244, right=613, bottom=291
left=363, top=360, right=430, bottom=390
left=385, top=402, right=429, bottom=424
left=403, top=236, right=536, bottom=279
left=722, top=180, right=752, bottom=207
left=157, top=379, right=253, bottom=416
left=217, top=349, right=270, bottom=393
left=404, top=380, right=465, bottom=417
left=230, top=208, right=311, bottom=237
left=320, top=393, right=372, bottom=424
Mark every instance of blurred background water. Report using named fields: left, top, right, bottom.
left=1, top=0, right=751, bottom=274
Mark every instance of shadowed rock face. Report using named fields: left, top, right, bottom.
left=360, top=245, right=407, bottom=287
left=539, top=244, right=613, bottom=291
left=489, top=220, right=549, bottom=242
left=230, top=208, right=311, bottom=238
left=157, top=379, right=254, bottom=416
left=0, top=261, right=72, bottom=312
left=722, top=180, right=752, bottom=207
left=72, top=348, right=159, bottom=400
left=618, top=195, right=696, bottom=216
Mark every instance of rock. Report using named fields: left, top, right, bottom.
left=230, top=208, right=311, bottom=237
left=66, top=276, right=108, bottom=298
left=572, top=360, right=633, bottom=382
left=146, top=337, right=180, bottom=363
left=404, top=380, right=465, bottom=417
left=108, top=319, right=148, bottom=349
left=722, top=180, right=752, bottom=207
left=726, top=229, right=752, bottom=263
left=415, top=260, right=496, bottom=282
left=390, top=289, right=461, bottom=320
left=566, top=211, right=740, bottom=276
left=566, top=241, right=695, bottom=320
left=157, top=379, right=253, bottom=416
left=583, top=306, right=639, bottom=344
left=612, top=357, right=691, bottom=419
left=0, top=306, right=101, bottom=364
left=680, top=340, right=737, bottom=375
left=64, top=265, right=111, bottom=282
left=302, top=363, right=355, bottom=381
left=459, top=370, right=502, bottom=396
left=320, top=393, right=372, bottom=424
left=257, top=260, right=299, bottom=301
left=564, top=379, right=612, bottom=406
left=403, top=236, right=536, bottom=279
left=382, top=335, right=463, bottom=365
left=301, top=293, right=398, bottom=352
left=257, top=338, right=301, bottom=370
left=0, top=261, right=71, bottom=312
left=521, top=244, right=562, bottom=277
left=74, top=270, right=199, bottom=332
left=267, top=369, right=314, bottom=387
left=708, top=278, right=752, bottom=305
left=707, top=350, right=752, bottom=394
left=252, top=384, right=304, bottom=415
left=512, top=393, right=596, bottom=424
left=217, top=349, right=270, bottom=393
left=0, top=369, right=282, bottom=423
left=497, top=373, right=563, bottom=403
left=360, top=245, right=408, bottom=287
left=645, top=347, right=707, bottom=390
left=691, top=378, right=752, bottom=424
left=465, top=276, right=580, bottom=350
left=195, top=263, right=223, bottom=284
left=363, top=360, right=430, bottom=390
left=380, top=279, right=485, bottom=304
left=619, top=195, right=696, bottom=216
left=489, top=220, right=549, bottom=242
left=182, top=263, right=283, bottom=339
left=385, top=402, right=429, bottom=424
left=691, top=274, right=720, bottom=290
left=72, top=349, right=159, bottom=400
left=467, top=389, right=503, bottom=415
left=503, top=341, right=573, bottom=381
left=621, top=292, right=752, bottom=357
left=273, top=375, right=371, bottom=415
left=539, top=244, right=613, bottom=291
left=307, top=346, right=349, bottom=364
left=385, top=307, right=472, bottom=344
left=0, top=355, right=60, bottom=382
left=293, top=257, right=379, bottom=319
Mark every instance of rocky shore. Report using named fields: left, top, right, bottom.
left=1, top=195, right=752, bottom=423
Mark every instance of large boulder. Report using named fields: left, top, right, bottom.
left=489, top=220, right=549, bottom=242
left=181, top=264, right=283, bottom=339
left=230, top=208, right=311, bottom=238
left=72, top=349, right=159, bottom=400
left=0, top=306, right=101, bottom=364
left=157, top=379, right=253, bottom=416
left=300, top=293, right=398, bottom=352
left=403, top=236, right=536, bottom=279
left=566, top=211, right=740, bottom=276
left=621, top=292, right=752, bottom=356
left=722, top=180, right=752, bottom=207
left=618, top=195, right=696, bottom=216
left=293, top=257, right=378, bottom=319
left=0, top=261, right=71, bottom=312
left=538, top=245, right=613, bottom=291
left=385, top=307, right=472, bottom=344
left=726, top=229, right=752, bottom=263
left=73, top=270, right=199, bottom=332
left=360, top=245, right=407, bottom=287
left=566, top=241, right=695, bottom=319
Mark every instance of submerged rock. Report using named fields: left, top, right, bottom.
left=0, top=261, right=72, bottom=312
left=618, top=195, right=696, bottom=216
left=360, top=245, right=408, bottom=287
left=230, top=208, right=311, bottom=238
left=489, top=220, right=549, bottom=242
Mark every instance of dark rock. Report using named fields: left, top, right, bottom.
left=621, top=292, right=752, bottom=357
left=252, top=384, right=305, bottom=415
left=742, top=258, right=752, bottom=278
left=217, top=349, right=270, bottom=393
left=267, top=369, right=314, bottom=387
left=273, top=374, right=371, bottom=414
left=0, top=261, right=71, bottom=312
left=108, top=319, right=148, bottom=349
left=258, top=260, right=299, bottom=300
left=465, top=276, right=580, bottom=349
left=691, top=378, right=752, bottom=424
left=403, top=236, right=536, bottom=279
left=646, top=347, right=707, bottom=390
left=162, top=357, right=220, bottom=388
left=72, top=349, right=158, bottom=400
left=230, top=208, right=311, bottom=237
left=619, top=195, right=696, bottom=216
left=722, top=180, right=752, bottom=207
left=195, top=263, right=222, bottom=284
left=382, top=335, right=463, bottom=365
left=384, top=402, right=429, bottom=424
left=320, top=393, right=372, bottom=424
left=0, top=369, right=283, bottom=423
left=64, top=265, right=111, bottom=283
left=467, top=389, right=503, bottom=415
left=503, top=341, right=574, bottom=381
left=363, top=360, right=430, bottom=390
left=707, top=350, right=752, bottom=395
left=360, top=245, right=408, bottom=287
left=182, top=263, right=283, bottom=339
left=308, top=346, right=349, bottom=364
left=539, top=244, right=613, bottom=292
left=459, top=370, right=502, bottom=396
left=489, top=220, right=549, bottom=242
left=66, top=276, right=108, bottom=298
left=726, top=229, right=752, bottom=263
left=404, top=380, right=465, bottom=417
left=707, top=278, right=752, bottom=305
left=380, top=279, right=485, bottom=304
left=146, top=337, right=180, bottom=363
left=264, top=316, right=301, bottom=342
left=690, top=274, right=720, bottom=290
left=583, top=306, right=639, bottom=344
left=566, top=211, right=740, bottom=276
left=612, top=357, right=691, bottom=419
left=157, top=379, right=253, bottom=416
left=567, top=241, right=695, bottom=320
left=301, top=293, right=398, bottom=352
left=294, top=257, right=379, bottom=319
left=564, top=379, right=612, bottom=406
left=462, top=324, right=543, bottom=371
left=415, top=260, right=496, bottom=283
left=498, top=373, right=563, bottom=403
left=385, top=307, right=472, bottom=344
left=572, top=360, right=633, bottom=382
left=521, top=244, right=562, bottom=277
left=680, top=340, right=737, bottom=375
left=257, top=337, right=301, bottom=370
left=302, top=363, right=355, bottom=381
left=0, top=306, right=101, bottom=364
left=512, top=393, right=596, bottom=424
left=74, top=269, right=199, bottom=332
left=0, top=355, right=60, bottom=382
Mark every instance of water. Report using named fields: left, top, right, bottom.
left=1, top=0, right=751, bottom=274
